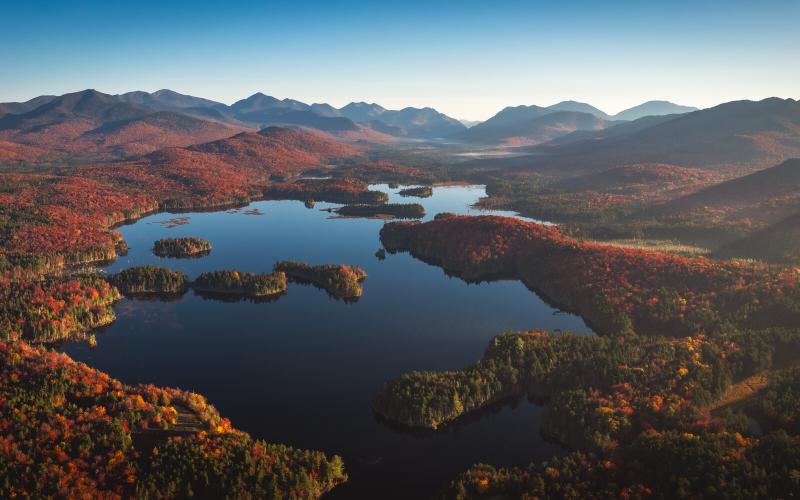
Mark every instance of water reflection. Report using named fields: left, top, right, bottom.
left=64, top=184, right=589, bottom=499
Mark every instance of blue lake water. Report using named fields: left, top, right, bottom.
left=62, top=184, right=591, bottom=498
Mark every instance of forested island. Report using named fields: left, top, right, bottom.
left=336, top=203, right=425, bottom=219
left=274, top=261, right=367, bottom=299
left=192, top=270, right=288, bottom=298
left=264, top=178, right=389, bottom=205
left=153, top=237, right=212, bottom=258
left=398, top=186, right=433, bottom=198
left=109, top=265, right=188, bottom=294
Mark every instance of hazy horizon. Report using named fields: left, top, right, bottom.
left=2, top=0, right=798, bottom=120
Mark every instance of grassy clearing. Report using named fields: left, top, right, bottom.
left=595, top=238, right=711, bottom=257
left=711, top=371, right=771, bottom=412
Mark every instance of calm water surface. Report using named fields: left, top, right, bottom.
left=62, top=184, right=591, bottom=498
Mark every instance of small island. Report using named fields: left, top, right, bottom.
left=398, top=186, right=433, bottom=198
left=109, top=265, right=188, bottom=295
left=192, top=269, right=287, bottom=297
left=274, top=261, right=367, bottom=299
left=153, top=237, right=212, bottom=258
left=264, top=178, right=389, bottom=205
left=336, top=203, right=425, bottom=219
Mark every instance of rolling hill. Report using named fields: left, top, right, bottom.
left=78, top=111, right=243, bottom=156
left=553, top=163, right=721, bottom=196
left=716, top=211, right=800, bottom=263
left=540, top=113, right=686, bottom=147
left=653, top=158, right=800, bottom=227
left=0, top=90, right=242, bottom=157
left=185, top=126, right=359, bottom=173
left=0, top=139, right=54, bottom=164
left=93, top=126, right=363, bottom=209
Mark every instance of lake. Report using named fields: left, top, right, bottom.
left=61, top=184, right=592, bottom=498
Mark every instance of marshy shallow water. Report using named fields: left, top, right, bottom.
left=62, top=184, right=592, bottom=498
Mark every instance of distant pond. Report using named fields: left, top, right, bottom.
left=62, top=184, right=592, bottom=499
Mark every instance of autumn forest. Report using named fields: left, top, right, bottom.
left=3, top=7, right=800, bottom=495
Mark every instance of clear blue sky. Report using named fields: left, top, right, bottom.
left=1, top=0, right=797, bottom=120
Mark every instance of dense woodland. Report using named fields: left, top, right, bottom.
left=0, top=341, right=347, bottom=498
left=374, top=329, right=800, bottom=435
left=757, top=366, right=800, bottom=434
left=0, top=275, right=120, bottom=343
left=442, top=430, right=800, bottom=499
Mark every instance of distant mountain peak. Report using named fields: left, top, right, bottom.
left=547, top=101, right=611, bottom=120
left=613, top=101, right=698, bottom=121
left=152, top=89, right=180, bottom=97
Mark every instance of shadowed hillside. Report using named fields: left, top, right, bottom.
left=467, top=98, right=800, bottom=175
left=716, top=211, right=800, bottom=263
left=185, top=126, right=359, bottom=172
left=460, top=109, right=613, bottom=145
left=0, top=90, right=242, bottom=157
left=654, top=158, right=800, bottom=228
left=0, top=95, right=57, bottom=117
left=612, top=100, right=698, bottom=121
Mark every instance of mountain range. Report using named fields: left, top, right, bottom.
left=0, top=89, right=702, bottom=152
left=463, top=97, right=800, bottom=175
left=2, top=89, right=796, bottom=177
left=1, top=88, right=799, bottom=265
left=457, top=100, right=697, bottom=145
left=0, top=90, right=243, bottom=157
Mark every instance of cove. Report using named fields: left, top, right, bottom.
left=61, top=184, right=592, bottom=498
